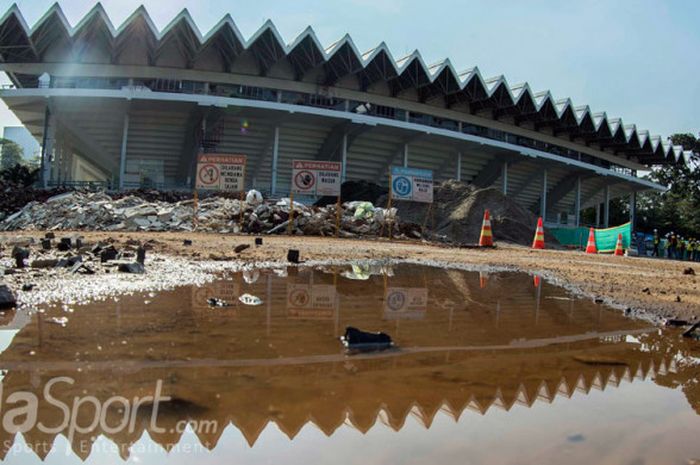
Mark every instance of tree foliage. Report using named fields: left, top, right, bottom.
left=636, top=133, right=700, bottom=236
left=0, top=137, right=24, bottom=170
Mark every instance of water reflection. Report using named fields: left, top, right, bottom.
left=0, top=263, right=697, bottom=463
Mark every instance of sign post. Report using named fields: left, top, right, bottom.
left=195, top=153, right=247, bottom=232
left=290, top=159, right=343, bottom=237
left=389, top=166, right=434, bottom=239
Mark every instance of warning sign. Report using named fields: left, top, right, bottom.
left=287, top=283, right=338, bottom=320
left=291, top=160, right=342, bottom=196
left=196, top=154, right=246, bottom=191
left=384, top=287, right=428, bottom=320
left=390, top=166, right=433, bottom=203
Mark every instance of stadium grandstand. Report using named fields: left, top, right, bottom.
left=0, top=3, right=694, bottom=227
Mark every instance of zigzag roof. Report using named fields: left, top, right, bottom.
left=0, top=3, right=694, bottom=165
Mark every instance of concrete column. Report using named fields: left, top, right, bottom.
left=40, top=106, right=54, bottom=188
left=502, top=161, right=508, bottom=195
left=51, top=143, right=61, bottom=185
left=629, top=190, right=636, bottom=229
left=271, top=125, right=280, bottom=196
left=575, top=176, right=581, bottom=227
left=118, top=113, right=129, bottom=190
left=540, top=169, right=548, bottom=221
left=341, top=132, right=348, bottom=183
left=456, top=152, right=462, bottom=181
left=403, top=143, right=409, bottom=167
left=604, top=185, right=610, bottom=228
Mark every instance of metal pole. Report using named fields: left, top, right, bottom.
left=604, top=185, right=610, bottom=228
left=540, top=169, right=548, bottom=221
left=456, top=152, right=462, bottom=181
left=118, top=113, right=129, bottom=190
left=403, top=143, right=409, bottom=167
left=502, top=161, right=508, bottom=195
left=575, top=176, right=581, bottom=227
left=629, top=190, right=636, bottom=229
left=271, top=125, right=280, bottom=196
left=341, top=132, right=347, bottom=183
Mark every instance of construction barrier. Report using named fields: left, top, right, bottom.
left=550, top=223, right=632, bottom=253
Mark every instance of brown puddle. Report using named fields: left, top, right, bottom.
left=0, top=263, right=698, bottom=464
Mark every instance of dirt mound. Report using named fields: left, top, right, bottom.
left=378, top=180, right=558, bottom=246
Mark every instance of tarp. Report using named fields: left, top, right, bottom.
left=550, top=223, right=632, bottom=253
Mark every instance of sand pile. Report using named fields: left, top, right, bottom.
left=379, top=180, right=557, bottom=246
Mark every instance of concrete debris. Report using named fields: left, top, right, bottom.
left=117, top=262, right=145, bottom=274
left=683, top=323, right=700, bottom=340
left=287, top=249, right=300, bottom=264
left=234, top=244, right=250, bottom=254
left=0, top=283, right=16, bottom=309
left=664, top=318, right=689, bottom=327
left=239, top=293, right=262, bottom=306
left=0, top=191, right=422, bottom=239
left=47, top=316, right=69, bottom=327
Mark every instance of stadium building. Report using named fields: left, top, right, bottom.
left=0, top=4, right=693, bottom=227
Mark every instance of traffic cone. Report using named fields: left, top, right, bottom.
left=479, top=271, right=489, bottom=289
left=614, top=233, right=624, bottom=256
left=479, top=210, right=494, bottom=247
left=585, top=227, right=597, bottom=254
left=532, top=217, right=545, bottom=249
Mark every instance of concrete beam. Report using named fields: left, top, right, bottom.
left=52, top=113, right=116, bottom=177
left=530, top=170, right=595, bottom=211
left=472, top=154, right=523, bottom=189
left=374, top=133, right=425, bottom=182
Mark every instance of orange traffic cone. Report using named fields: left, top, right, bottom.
left=614, top=233, right=624, bottom=256
left=585, top=227, right=597, bottom=254
left=479, top=210, right=494, bottom=247
left=532, top=217, right=545, bottom=249
left=533, top=275, right=541, bottom=288
left=479, top=271, right=489, bottom=289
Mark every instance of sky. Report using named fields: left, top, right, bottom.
left=0, top=0, right=698, bottom=139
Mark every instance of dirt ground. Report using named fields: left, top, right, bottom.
left=6, top=231, right=698, bottom=325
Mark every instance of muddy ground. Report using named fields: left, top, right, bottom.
left=3, top=231, right=699, bottom=326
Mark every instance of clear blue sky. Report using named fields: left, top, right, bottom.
left=0, top=0, right=698, bottom=138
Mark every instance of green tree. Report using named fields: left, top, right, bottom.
left=0, top=137, right=23, bottom=169
left=636, top=133, right=700, bottom=237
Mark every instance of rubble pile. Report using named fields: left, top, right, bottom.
left=380, top=180, right=559, bottom=246
left=0, top=191, right=423, bottom=239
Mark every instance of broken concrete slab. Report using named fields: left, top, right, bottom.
left=117, top=262, right=145, bottom=274
left=0, top=284, right=16, bottom=309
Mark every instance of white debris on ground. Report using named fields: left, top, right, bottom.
left=0, top=191, right=422, bottom=239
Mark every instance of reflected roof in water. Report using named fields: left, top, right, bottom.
left=0, top=263, right=697, bottom=462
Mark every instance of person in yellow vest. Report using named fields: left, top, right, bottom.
left=652, top=229, right=661, bottom=257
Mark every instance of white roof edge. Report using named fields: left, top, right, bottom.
left=0, top=3, right=686, bottom=167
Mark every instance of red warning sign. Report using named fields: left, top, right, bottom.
left=198, top=164, right=220, bottom=186
left=291, top=160, right=341, bottom=196
left=195, top=154, right=246, bottom=191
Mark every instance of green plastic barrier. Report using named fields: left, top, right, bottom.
left=550, top=223, right=631, bottom=253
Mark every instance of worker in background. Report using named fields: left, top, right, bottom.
left=690, top=238, right=697, bottom=262
left=669, top=232, right=677, bottom=259
left=679, top=237, right=686, bottom=260
left=652, top=229, right=661, bottom=257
